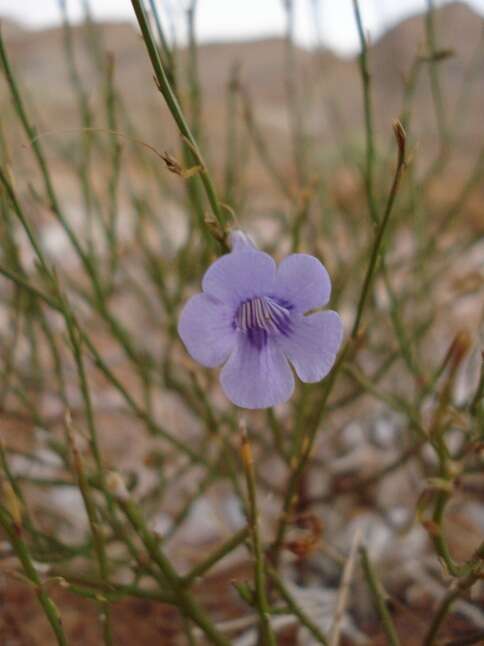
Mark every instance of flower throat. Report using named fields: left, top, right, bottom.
left=235, top=296, right=292, bottom=350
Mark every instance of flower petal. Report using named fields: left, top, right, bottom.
left=277, top=311, right=343, bottom=383
left=274, top=254, right=331, bottom=313
left=220, top=335, right=294, bottom=409
left=178, top=293, right=236, bottom=368
left=202, top=249, right=276, bottom=307
left=229, top=229, right=257, bottom=252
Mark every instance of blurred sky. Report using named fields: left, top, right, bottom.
left=1, top=0, right=483, bottom=54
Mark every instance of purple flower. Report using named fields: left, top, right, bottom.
left=178, top=232, right=343, bottom=409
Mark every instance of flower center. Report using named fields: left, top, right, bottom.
left=235, top=296, right=292, bottom=350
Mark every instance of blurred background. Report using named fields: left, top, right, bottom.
left=1, top=0, right=484, bottom=219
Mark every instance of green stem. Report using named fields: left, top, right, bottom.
left=0, top=506, right=68, bottom=646
left=351, top=121, right=406, bottom=338
left=118, top=497, right=230, bottom=646
left=241, top=430, right=276, bottom=645
left=269, top=567, right=328, bottom=644
left=181, top=526, right=249, bottom=586
left=62, top=577, right=175, bottom=605
left=65, top=413, right=113, bottom=645
left=352, top=0, right=379, bottom=227
left=423, top=563, right=483, bottom=646
left=470, top=353, right=484, bottom=417
left=360, top=546, right=400, bottom=646
left=129, top=0, right=227, bottom=241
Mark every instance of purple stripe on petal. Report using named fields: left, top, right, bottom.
left=274, top=253, right=331, bottom=313
left=220, top=335, right=294, bottom=409
left=277, top=310, right=343, bottom=383
left=202, top=249, right=276, bottom=307
left=178, top=293, right=236, bottom=368
left=235, top=296, right=293, bottom=348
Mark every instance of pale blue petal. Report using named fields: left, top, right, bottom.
left=274, top=254, right=331, bottom=313
left=202, top=249, right=276, bottom=307
left=178, top=293, right=236, bottom=368
left=220, top=335, right=294, bottom=409
left=277, top=311, right=343, bottom=382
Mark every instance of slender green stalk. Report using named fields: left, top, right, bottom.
left=130, top=0, right=227, bottom=242
left=104, top=54, right=122, bottom=281
left=423, top=558, right=483, bottom=646
left=182, top=526, right=250, bottom=586
left=65, top=416, right=113, bottom=645
left=147, top=0, right=176, bottom=88
left=352, top=0, right=379, bottom=227
left=0, top=506, right=68, bottom=646
left=0, top=442, right=39, bottom=544
left=269, top=567, right=329, bottom=644
left=58, top=0, right=95, bottom=251
left=117, top=496, right=230, bottom=646
left=424, top=333, right=482, bottom=579
left=423, top=586, right=463, bottom=646
left=382, top=263, right=423, bottom=382
left=351, top=121, right=406, bottom=338
left=186, top=1, right=201, bottom=140
left=469, top=353, right=484, bottom=418
left=223, top=64, right=243, bottom=210
left=240, top=428, right=276, bottom=646
left=360, top=546, right=400, bottom=646
left=163, top=461, right=220, bottom=541
left=61, top=577, right=175, bottom=605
